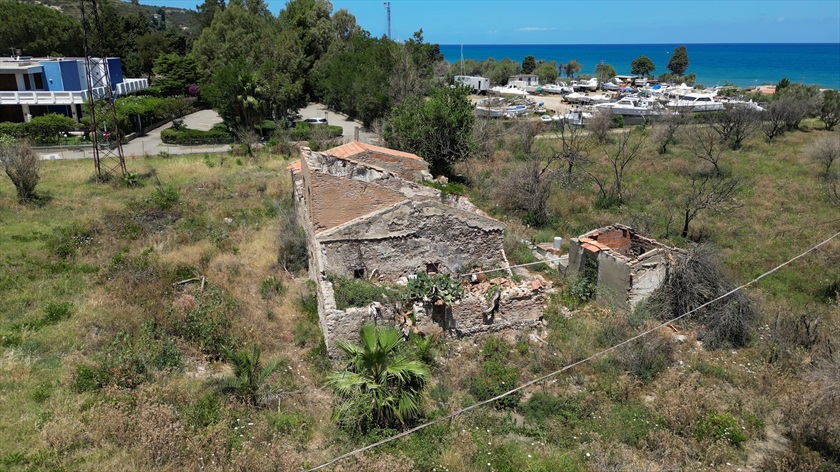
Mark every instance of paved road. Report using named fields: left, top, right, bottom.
left=298, top=103, right=379, bottom=144
left=38, top=109, right=230, bottom=161
left=39, top=105, right=379, bottom=161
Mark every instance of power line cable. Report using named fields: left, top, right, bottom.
left=306, top=230, right=840, bottom=471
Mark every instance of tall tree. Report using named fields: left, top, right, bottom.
left=151, top=53, right=199, bottom=96
left=667, top=45, right=690, bottom=76
left=195, top=0, right=225, bottom=31
left=630, top=55, right=656, bottom=77
left=595, top=62, right=617, bottom=85
left=563, top=59, right=581, bottom=78
left=521, top=55, right=536, bottom=74
left=326, top=324, right=429, bottom=435
left=533, top=60, right=559, bottom=84
left=384, top=85, right=475, bottom=176
left=0, top=3, right=83, bottom=57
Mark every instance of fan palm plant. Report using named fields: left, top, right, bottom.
left=220, top=343, right=281, bottom=407
left=326, top=324, right=429, bottom=434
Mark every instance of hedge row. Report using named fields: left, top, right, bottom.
left=287, top=122, right=343, bottom=141
left=0, top=113, right=77, bottom=144
left=160, top=127, right=233, bottom=145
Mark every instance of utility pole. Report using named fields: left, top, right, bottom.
left=80, top=0, right=127, bottom=180
left=383, top=2, right=391, bottom=39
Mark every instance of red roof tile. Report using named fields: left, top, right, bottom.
left=325, top=141, right=424, bottom=161
left=286, top=160, right=301, bottom=173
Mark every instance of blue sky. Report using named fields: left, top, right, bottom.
left=326, top=0, right=840, bottom=44
left=147, top=0, right=840, bottom=44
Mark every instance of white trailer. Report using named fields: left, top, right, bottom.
left=454, top=75, right=490, bottom=94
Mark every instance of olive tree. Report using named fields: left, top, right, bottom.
left=805, top=134, right=840, bottom=178
left=820, top=89, right=840, bottom=131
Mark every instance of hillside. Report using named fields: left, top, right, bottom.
left=22, top=0, right=196, bottom=29
left=0, top=115, right=838, bottom=470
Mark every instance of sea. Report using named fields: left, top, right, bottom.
left=439, top=43, right=840, bottom=90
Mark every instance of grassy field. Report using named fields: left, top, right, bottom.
left=0, top=118, right=838, bottom=471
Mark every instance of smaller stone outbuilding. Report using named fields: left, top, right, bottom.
left=566, top=224, right=684, bottom=309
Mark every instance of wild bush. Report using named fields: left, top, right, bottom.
left=174, top=287, right=239, bottom=360
left=469, top=338, right=521, bottom=409
left=0, top=138, right=41, bottom=203
left=694, top=411, right=747, bottom=447
left=329, top=274, right=400, bottom=310
left=619, top=333, right=674, bottom=382
left=276, top=199, right=308, bottom=272
left=647, top=244, right=754, bottom=349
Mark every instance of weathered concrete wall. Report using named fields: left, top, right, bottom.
left=628, top=250, right=669, bottom=308
left=318, top=201, right=505, bottom=280
left=567, top=238, right=584, bottom=276
left=596, top=251, right=632, bottom=308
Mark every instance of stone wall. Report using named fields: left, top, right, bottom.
left=317, top=201, right=505, bottom=280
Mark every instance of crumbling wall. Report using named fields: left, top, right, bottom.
left=565, top=225, right=683, bottom=310
left=318, top=201, right=505, bottom=280
left=414, top=278, right=546, bottom=337
left=347, top=151, right=430, bottom=181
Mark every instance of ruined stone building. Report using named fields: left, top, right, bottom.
left=289, top=142, right=545, bottom=352
left=566, top=224, right=684, bottom=309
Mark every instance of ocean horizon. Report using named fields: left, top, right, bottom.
left=439, top=43, right=840, bottom=90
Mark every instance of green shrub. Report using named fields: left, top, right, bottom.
left=469, top=359, right=521, bottom=409
left=619, top=334, right=674, bottom=382
left=145, top=185, right=180, bottom=210
left=177, top=288, right=238, bottom=360
left=560, top=264, right=597, bottom=308
left=521, top=392, right=588, bottom=426
left=46, top=223, right=96, bottom=259
left=183, top=392, right=221, bottom=431
left=695, top=412, right=747, bottom=446
left=329, top=275, right=399, bottom=310
left=42, top=302, right=73, bottom=325
left=259, top=276, right=286, bottom=300
left=160, top=127, right=233, bottom=145
left=72, top=364, right=111, bottom=392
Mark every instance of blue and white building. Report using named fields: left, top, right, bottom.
left=0, top=56, right=148, bottom=123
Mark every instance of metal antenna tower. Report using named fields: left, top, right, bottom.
left=383, top=2, right=391, bottom=39
left=80, top=0, right=127, bottom=180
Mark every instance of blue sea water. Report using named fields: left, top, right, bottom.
left=439, top=43, right=840, bottom=89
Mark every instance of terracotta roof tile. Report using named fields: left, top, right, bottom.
left=581, top=242, right=601, bottom=253
left=325, top=141, right=424, bottom=161
left=286, top=160, right=301, bottom=173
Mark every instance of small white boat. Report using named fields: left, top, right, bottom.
left=588, top=93, right=613, bottom=104
left=563, top=109, right=593, bottom=126
left=572, top=78, right=598, bottom=92
left=666, top=92, right=724, bottom=112
left=490, top=84, right=530, bottom=96
left=540, top=115, right=552, bottom=122
left=542, top=83, right=573, bottom=94
left=563, top=92, right=591, bottom=104
left=597, top=96, right=662, bottom=117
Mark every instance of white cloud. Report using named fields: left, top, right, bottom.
left=514, top=26, right=557, bottom=32
left=487, top=30, right=499, bottom=34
